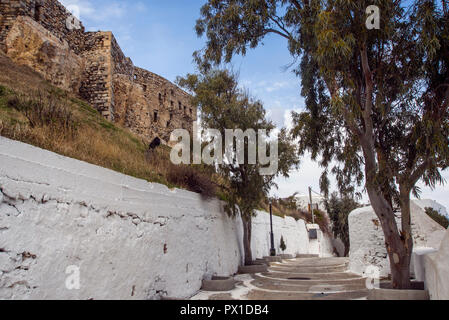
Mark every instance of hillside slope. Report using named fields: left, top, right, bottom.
left=0, top=52, right=215, bottom=195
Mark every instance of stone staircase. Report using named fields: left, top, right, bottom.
left=242, top=257, right=368, bottom=300
left=191, top=257, right=369, bottom=300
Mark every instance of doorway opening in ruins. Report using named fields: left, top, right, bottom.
left=34, top=4, right=42, bottom=22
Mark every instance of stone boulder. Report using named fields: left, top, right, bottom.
left=5, top=16, right=84, bottom=93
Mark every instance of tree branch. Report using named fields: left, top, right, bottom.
left=290, top=0, right=303, bottom=11
left=360, top=46, right=374, bottom=142
left=264, top=28, right=291, bottom=40
left=268, top=14, right=293, bottom=40
left=409, top=158, right=432, bottom=186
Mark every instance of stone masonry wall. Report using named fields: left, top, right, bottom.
left=5, top=16, right=84, bottom=92
left=0, top=0, right=85, bottom=53
left=126, top=67, right=196, bottom=141
left=0, top=0, right=196, bottom=143
left=79, top=32, right=114, bottom=120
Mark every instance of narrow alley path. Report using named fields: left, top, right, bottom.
left=191, top=256, right=369, bottom=300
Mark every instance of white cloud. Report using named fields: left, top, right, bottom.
left=60, top=0, right=94, bottom=19
left=272, top=154, right=329, bottom=199
left=417, top=170, right=449, bottom=213
left=265, top=81, right=291, bottom=93
left=60, top=0, right=131, bottom=22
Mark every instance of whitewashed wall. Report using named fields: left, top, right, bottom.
left=251, top=213, right=310, bottom=259
left=0, top=137, right=324, bottom=300
left=348, top=202, right=447, bottom=277
left=423, top=228, right=449, bottom=300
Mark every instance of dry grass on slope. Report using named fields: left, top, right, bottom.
left=0, top=53, right=216, bottom=197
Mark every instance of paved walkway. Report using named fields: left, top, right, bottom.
left=191, top=257, right=369, bottom=300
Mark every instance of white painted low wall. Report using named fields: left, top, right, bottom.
left=0, top=137, right=324, bottom=300
left=422, top=229, right=449, bottom=300
left=348, top=202, right=446, bottom=278
left=251, top=212, right=310, bottom=259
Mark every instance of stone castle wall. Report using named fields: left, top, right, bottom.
left=79, top=31, right=114, bottom=119
left=0, top=0, right=196, bottom=143
left=0, top=0, right=85, bottom=53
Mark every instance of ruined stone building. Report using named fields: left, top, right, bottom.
left=0, top=0, right=197, bottom=143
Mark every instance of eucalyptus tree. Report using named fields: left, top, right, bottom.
left=194, top=0, right=449, bottom=288
left=177, top=69, right=298, bottom=265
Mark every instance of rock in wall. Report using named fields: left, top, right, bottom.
left=5, top=16, right=84, bottom=93
left=348, top=203, right=446, bottom=277
left=0, top=137, right=317, bottom=300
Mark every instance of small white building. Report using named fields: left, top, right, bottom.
left=295, top=194, right=327, bottom=213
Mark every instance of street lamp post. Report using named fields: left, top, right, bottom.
left=309, top=187, right=315, bottom=224
left=269, top=201, right=276, bottom=257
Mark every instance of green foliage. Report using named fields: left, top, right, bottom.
left=194, top=0, right=449, bottom=203
left=280, top=236, right=287, bottom=252
left=324, top=193, right=361, bottom=256
left=177, top=68, right=298, bottom=264
left=312, top=208, right=331, bottom=235
left=177, top=69, right=299, bottom=220
left=425, top=207, right=449, bottom=229
left=0, top=85, right=6, bottom=96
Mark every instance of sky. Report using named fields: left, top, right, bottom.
left=60, top=0, right=449, bottom=211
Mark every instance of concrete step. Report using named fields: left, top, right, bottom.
left=264, top=271, right=360, bottom=280
left=250, top=278, right=368, bottom=292
left=296, top=254, right=319, bottom=258
left=263, top=256, right=283, bottom=263
left=238, top=264, right=268, bottom=274
left=245, top=289, right=369, bottom=300
left=269, top=264, right=349, bottom=273
left=253, top=274, right=366, bottom=286
left=281, top=257, right=348, bottom=266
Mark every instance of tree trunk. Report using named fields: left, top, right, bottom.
left=360, top=118, right=412, bottom=289
left=367, top=186, right=412, bottom=289
left=344, top=242, right=350, bottom=257
left=242, top=215, right=253, bottom=266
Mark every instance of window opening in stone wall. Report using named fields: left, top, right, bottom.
left=34, top=4, right=42, bottom=21
left=159, top=93, right=162, bottom=102
left=170, top=113, right=173, bottom=120
left=154, top=111, right=158, bottom=122
left=143, top=84, right=147, bottom=92
left=178, top=102, right=182, bottom=110
left=184, top=106, right=187, bottom=113
left=170, top=101, right=174, bottom=107
left=170, top=89, right=174, bottom=95
left=134, top=74, right=137, bottom=80
left=190, top=108, right=193, bottom=115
